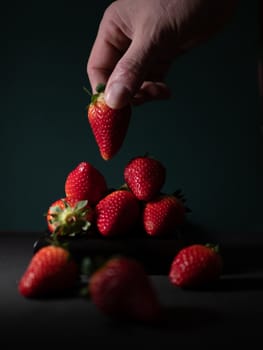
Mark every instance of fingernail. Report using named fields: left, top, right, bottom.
left=105, top=83, right=130, bottom=109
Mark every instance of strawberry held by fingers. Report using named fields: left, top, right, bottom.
left=88, top=256, right=161, bottom=322
left=46, top=197, right=94, bottom=237
left=169, top=244, right=223, bottom=289
left=65, top=161, right=108, bottom=206
left=87, top=83, right=132, bottom=160
left=18, top=245, right=79, bottom=298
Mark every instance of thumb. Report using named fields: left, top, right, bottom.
left=104, top=38, right=152, bottom=109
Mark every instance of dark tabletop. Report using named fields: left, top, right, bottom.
left=1, top=231, right=263, bottom=347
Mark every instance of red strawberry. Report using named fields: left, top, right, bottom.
left=88, top=256, right=161, bottom=322
left=143, top=194, right=186, bottom=236
left=169, top=244, right=223, bottom=288
left=124, top=155, right=166, bottom=201
left=95, top=189, right=140, bottom=237
left=46, top=197, right=94, bottom=237
left=18, top=245, right=79, bottom=298
left=65, top=161, right=108, bottom=206
left=87, top=83, right=132, bottom=160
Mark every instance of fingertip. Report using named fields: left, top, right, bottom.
left=104, top=82, right=132, bottom=109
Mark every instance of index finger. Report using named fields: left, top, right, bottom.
left=87, top=11, right=131, bottom=93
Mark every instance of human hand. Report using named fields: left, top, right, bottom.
left=87, top=0, right=238, bottom=109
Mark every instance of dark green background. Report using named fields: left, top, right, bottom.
left=2, top=0, right=263, bottom=240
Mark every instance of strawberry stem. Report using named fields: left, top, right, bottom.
left=83, top=86, right=92, bottom=96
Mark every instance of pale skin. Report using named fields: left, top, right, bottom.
left=87, top=0, right=239, bottom=109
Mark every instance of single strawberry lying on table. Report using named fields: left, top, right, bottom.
left=169, top=243, right=223, bottom=289
left=85, top=255, right=162, bottom=322
left=18, top=244, right=79, bottom=298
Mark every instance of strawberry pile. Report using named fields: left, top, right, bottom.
left=45, top=154, right=188, bottom=239
left=18, top=154, right=223, bottom=322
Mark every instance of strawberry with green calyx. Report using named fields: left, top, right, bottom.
left=87, top=83, right=132, bottom=161
left=143, top=193, right=186, bottom=236
left=18, top=244, right=79, bottom=298
left=46, top=197, right=94, bottom=237
left=124, top=154, right=166, bottom=201
left=87, top=256, right=161, bottom=322
left=95, top=189, right=141, bottom=237
left=65, top=161, right=108, bottom=206
left=169, top=243, right=223, bottom=289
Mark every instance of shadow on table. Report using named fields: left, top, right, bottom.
left=196, top=275, right=263, bottom=292
left=158, top=305, right=222, bottom=331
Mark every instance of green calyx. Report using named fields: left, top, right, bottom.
left=83, top=83, right=106, bottom=107
left=205, top=243, right=220, bottom=254
left=48, top=199, right=92, bottom=238
left=90, top=83, right=106, bottom=104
